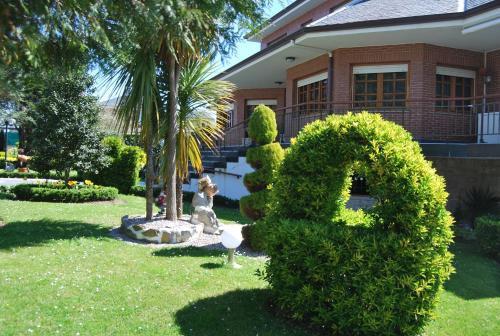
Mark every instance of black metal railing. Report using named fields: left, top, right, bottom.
left=219, top=95, right=500, bottom=147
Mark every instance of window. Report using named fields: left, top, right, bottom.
left=435, top=67, right=475, bottom=111
left=297, top=72, right=328, bottom=114
left=353, top=64, right=408, bottom=108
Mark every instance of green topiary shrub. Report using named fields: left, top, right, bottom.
left=87, top=136, right=146, bottom=194
left=240, top=105, right=283, bottom=223
left=247, top=104, right=278, bottom=145
left=12, top=183, right=118, bottom=202
left=475, top=215, right=500, bottom=261
left=262, top=113, right=454, bottom=335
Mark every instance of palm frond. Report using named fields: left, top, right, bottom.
left=159, top=56, right=235, bottom=179
left=104, top=42, right=160, bottom=145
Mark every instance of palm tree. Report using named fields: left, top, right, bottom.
left=160, top=57, right=234, bottom=217
left=108, top=42, right=160, bottom=220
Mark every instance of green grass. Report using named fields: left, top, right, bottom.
left=0, top=196, right=498, bottom=335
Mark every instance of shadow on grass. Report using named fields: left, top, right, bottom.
left=200, top=262, right=224, bottom=269
left=175, top=288, right=310, bottom=336
left=152, top=246, right=225, bottom=258
left=444, top=240, right=500, bottom=300
left=0, top=219, right=109, bottom=249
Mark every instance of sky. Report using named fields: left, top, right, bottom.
left=94, top=1, right=290, bottom=102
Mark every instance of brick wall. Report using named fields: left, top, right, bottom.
left=233, top=88, right=286, bottom=124
left=231, top=43, right=491, bottom=143
left=332, top=44, right=484, bottom=141
left=285, top=54, right=330, bottom=107
left=487, top=49, right=500, bottom=97
left=261, top=0, right=345, bottom=49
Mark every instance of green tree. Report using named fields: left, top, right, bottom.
left=30, top=72, right=108, bottom=184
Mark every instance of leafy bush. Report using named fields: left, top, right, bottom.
left=0, top=185, right=15, bottom=200
left=11, top=183, right=118, bottom=202
left=461, top=187, right=500, bottom=225
left=87, top=136, right=146, bottom=194
left=102, top=135, right=123, bottom=158
left=262, top=113, right=454, bottom=335
left=240, top=105, right=283, bottom=222
left=130, top=185, right=162, bottom=198
left=475, top=215, right=500, bottom=261
left=247, top=104, right=278, bottom=145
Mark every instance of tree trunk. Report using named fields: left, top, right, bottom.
left=176, top=175, right=183, bottom=218
left=64, top=168, right=70, bottom=186
left=145, top=140, right=155, bottom=220
left=164, top=55, right=179, bottom=221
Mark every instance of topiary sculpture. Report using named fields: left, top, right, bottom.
left=240, top=105, right=284, bottom=248
left=262, top=112, right=454, bottom=336
left=240, top=105, right=284, bottom=220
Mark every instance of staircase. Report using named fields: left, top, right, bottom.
left=187, top=146, right=249, bottom=179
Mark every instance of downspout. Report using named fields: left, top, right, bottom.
left=480, top=51, right=487, bottom=143
left=327, top=52, right=334, bottom=112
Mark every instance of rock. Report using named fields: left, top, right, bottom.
left=160, top=231, right=171, bottom=243
left=142, top=229, right=159, bottom=237
left=132, top=224, right=144, bottom=231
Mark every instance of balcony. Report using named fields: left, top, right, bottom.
left=221, top=95, right=500, bottom=147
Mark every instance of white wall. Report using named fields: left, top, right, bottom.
left=184, top=156, right=253, bottom=200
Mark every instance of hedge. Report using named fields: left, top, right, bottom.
left=0, top=169, right=79, bottom=179
left=86, top=136, right=146, bottom=194
left=475, top=215, right=500, bottom=261
left=262, top=113, right=454, bottom=336
left=0, top=170, right=40, bottom=178
left=12, top=183, right=118, bottom=202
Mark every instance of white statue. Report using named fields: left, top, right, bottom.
left=190, top=176, right=223, bottom=234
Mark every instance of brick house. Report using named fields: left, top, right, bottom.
left=190, top=0, right=500, bottom=208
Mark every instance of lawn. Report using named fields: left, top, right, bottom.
left=0, top=195, right=498, bottom=335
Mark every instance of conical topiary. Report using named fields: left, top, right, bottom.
left=240, top=104, right=284, bottom=221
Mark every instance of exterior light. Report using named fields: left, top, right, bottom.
left=221, top=226, right=243, bottom=269
left=485, top=75, right=492, bottom=84
left=274, top=81, right=284, bottom=85
left=285, top=56, right=296, bottom=63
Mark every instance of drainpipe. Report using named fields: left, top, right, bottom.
left=327, top=52, right=333, bottom=112
left=480, top=51, right=487, bottom=143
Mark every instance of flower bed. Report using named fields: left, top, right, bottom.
left=11, top=181, right=118, bottom=202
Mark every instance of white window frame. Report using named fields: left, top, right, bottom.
left=436, top=66, right=476, bottom=79
left=246, top=99, right=277, bottom=106
left=353, top=64, right=408, bottom=74
left=297, top=72, right=328, bottom=88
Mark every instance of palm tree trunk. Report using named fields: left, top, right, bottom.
left=145, top=140, right=155, bottom=220
left=176, top=175, right=183, bottom=218
left=164, top=55, right=179, bottom=221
